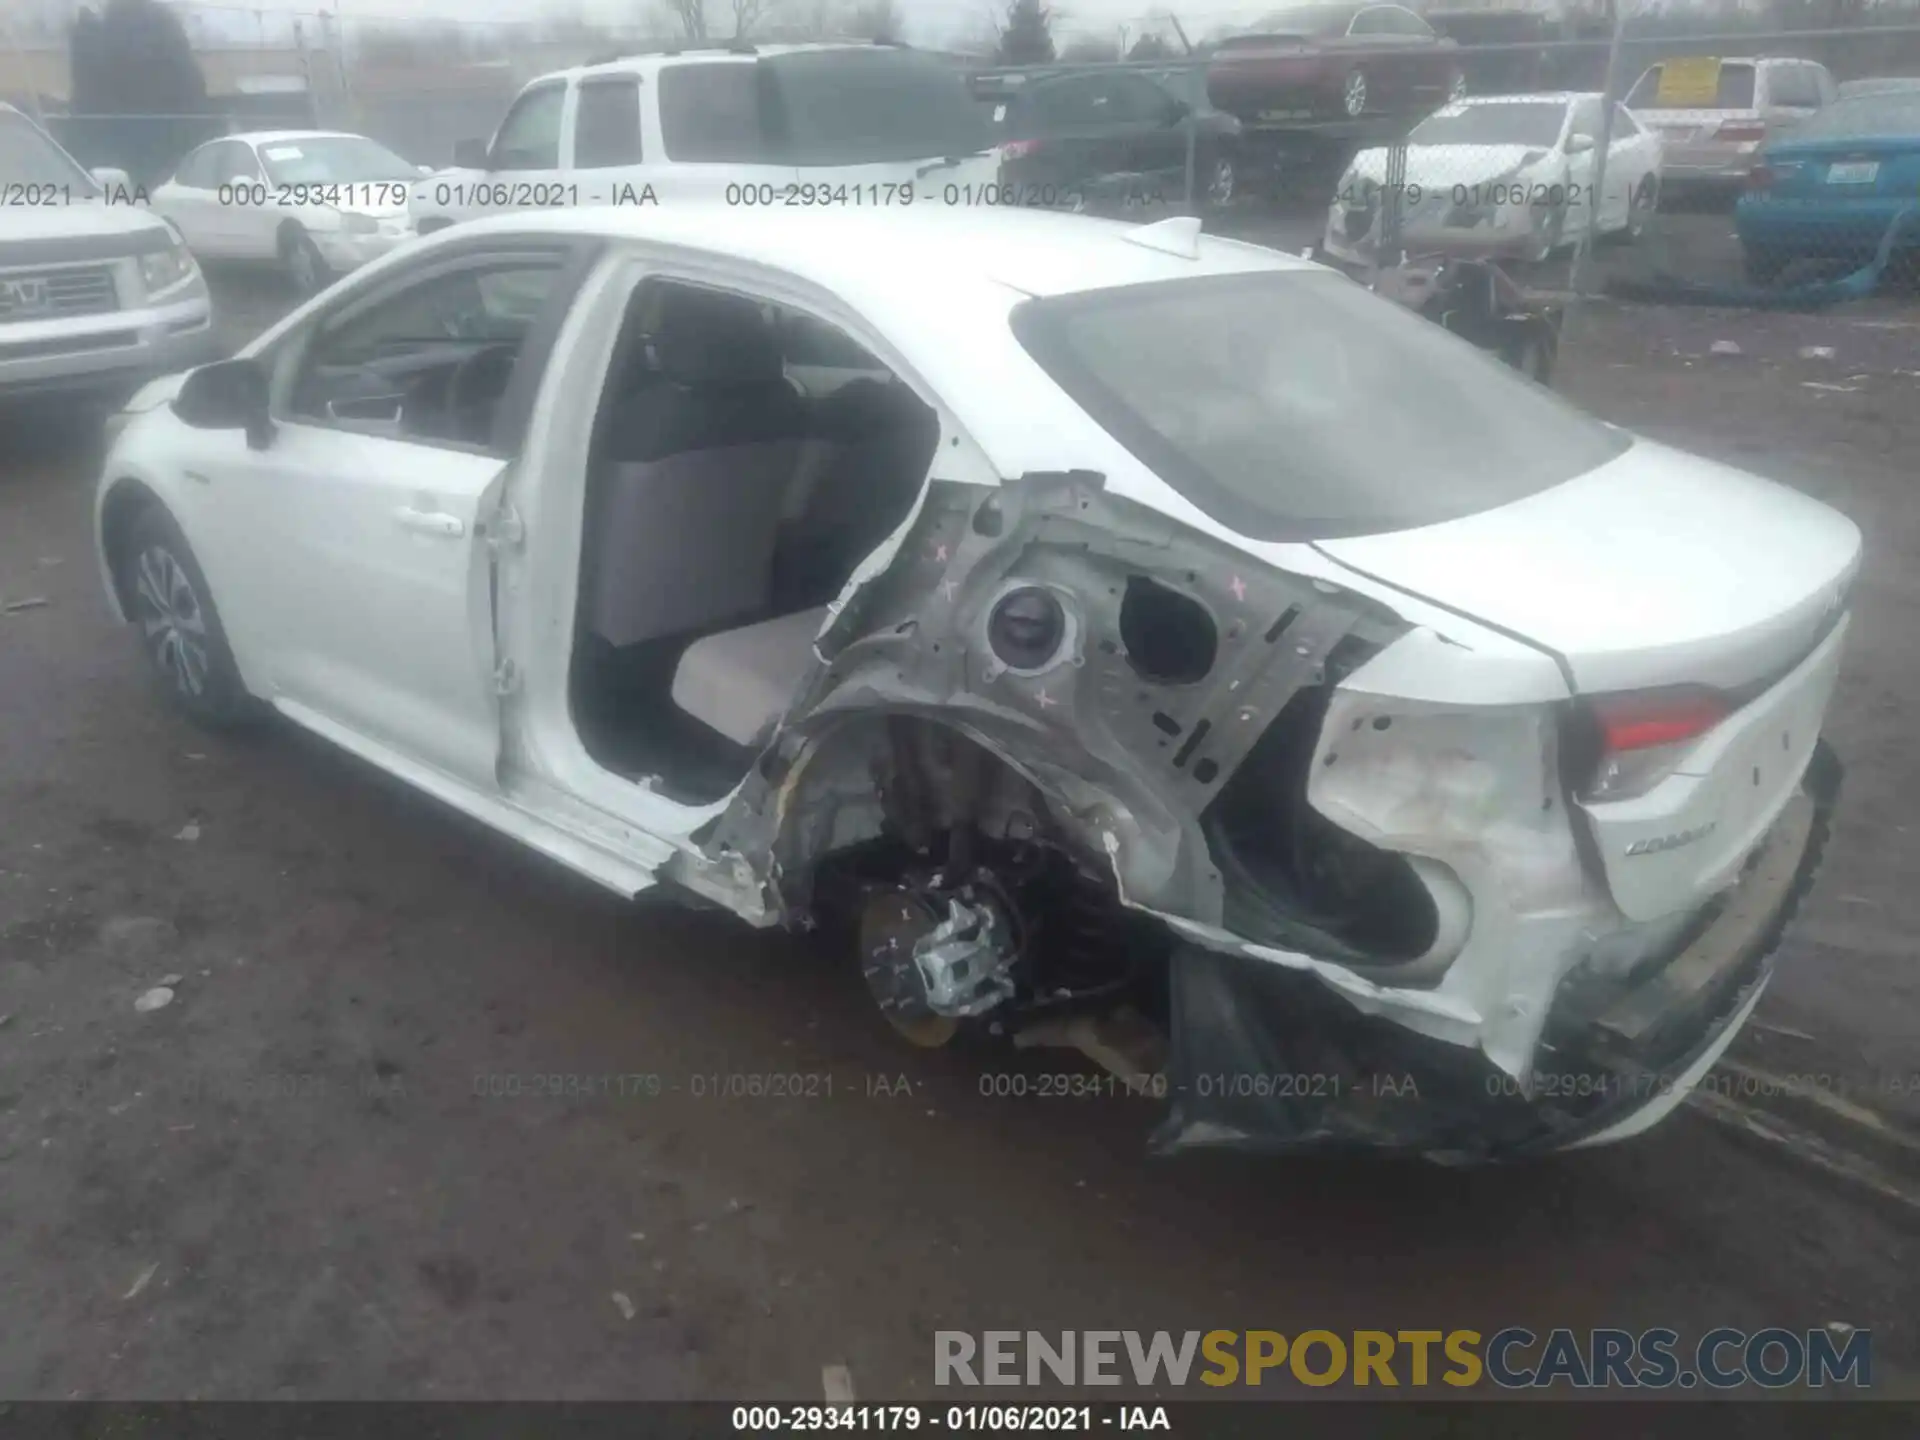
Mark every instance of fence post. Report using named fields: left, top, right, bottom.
left=1566, top=1, right=1628, bottom=316
left=1379, top=136, right=1409, bottom=272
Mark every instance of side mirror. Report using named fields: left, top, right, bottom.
left=1566, top=133, right=1596, bottom=155
left=1163, top=97, right=1193, bottom=127
left=453, top=138, right=489, bottom=170
left=89, top=165, right=133, bottom=192
left=173, top=358, right=275, bottom=450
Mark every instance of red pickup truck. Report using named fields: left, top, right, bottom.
left=1207, top=3, right=1464, bottom=127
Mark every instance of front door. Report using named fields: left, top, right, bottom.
left=224, top=246, right=582, bottom=788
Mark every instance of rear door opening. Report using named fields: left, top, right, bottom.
left=568, top=276, right=941, bottom=805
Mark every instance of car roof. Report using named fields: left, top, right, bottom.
left=219, top=130, right=374, bottom=146
left=1450, top=92, right=1586, bottom=105
left=549, top=41, right=917, bottom=85
left=444, top=204, right=1314, bottom=306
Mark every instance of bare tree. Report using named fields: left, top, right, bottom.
left=731, top=0, right=779, bottom=37
left=658, top=0, right=709, bottom=39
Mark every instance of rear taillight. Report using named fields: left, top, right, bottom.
left=1578, top=688, right=1730, bottom=802
left=999, top=140, right=1044, bottom=160
left=1746, top=164, right=1774, bottom=191
left=1716, top=121, right=1767, bottom=143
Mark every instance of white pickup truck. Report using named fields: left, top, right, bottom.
left=408, top=41, right=1004, bottom=232
left=1, top=103, right=216, bottom=406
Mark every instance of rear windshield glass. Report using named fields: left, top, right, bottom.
left=1245, top=6, right=1357, bottom=36
left=1626, top=61, right=1755, bottom=110
left=1789, top=92, right=1920, bottom=140
left=1410, top=101, right=1566, bottom=148
left=1010, top=270, right=1629, bottom=542
left=763, top=50, right=994, bottom=166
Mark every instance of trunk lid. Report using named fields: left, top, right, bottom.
left=1760, top=132, right=1920, bottom=199
left=1311, top=436, right=1861, bottom=695
left=1316, top=437, right=1858, bottom=923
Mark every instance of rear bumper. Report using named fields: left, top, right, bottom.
left=0, top=288, right=218, bottom=405
left=1736, top=198, right=1919, bottom=255
left=1150, top=741, right=1840, bottom=1160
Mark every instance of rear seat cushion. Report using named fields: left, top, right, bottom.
left=670, top=606, right=831, bottom=748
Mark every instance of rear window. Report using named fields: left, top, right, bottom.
left=762, top=50, right=993, bottom=166
left=1010, top=270, right=1629, bottom=542
left=1788, top=92, right=1920, bottom=140
left=1246, top=6, right=1358, bottom=36
left=1626, top=60, right=1756, bottom=110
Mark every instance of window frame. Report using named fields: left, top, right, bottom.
left=269, top=236, right=603, bottom=458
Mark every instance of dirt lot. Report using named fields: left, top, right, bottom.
left=0, top=271, right=1916, bottom=1401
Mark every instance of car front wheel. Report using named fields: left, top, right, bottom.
left=120, top=505, right=260, bottom=728
left=280, top=225, right=330, bottom=296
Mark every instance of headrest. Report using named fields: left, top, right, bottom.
left=650, top=286, right=785, bottom=389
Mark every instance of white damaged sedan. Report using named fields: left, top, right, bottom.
left=1324, top=92, right=1664, bottom=266
left=94, top=207, right=1852, bottom=1159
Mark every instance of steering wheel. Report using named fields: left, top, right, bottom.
left=444, top=342, right=520, bottom=445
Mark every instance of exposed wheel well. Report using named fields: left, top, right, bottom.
left=99, top=479, right=164, bottom=616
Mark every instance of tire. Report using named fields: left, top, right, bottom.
left=1625, top=176, right=1657, bottom=241
left=1203, top=154, right=1237, bottom=209
left=119, top=505, right=260, bottom=729
left=280, top=225, right=330, bottom=297
left=1528, top=205, right=1567, bottom=263
left=1742, top=244, right=1788, bottom=287
left=1340, top=70, right=1369, bottom=119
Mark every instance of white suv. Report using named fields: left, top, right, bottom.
left=1, top=104, right=216, bottom=405
left=409, top=42, right=1003, bottom=230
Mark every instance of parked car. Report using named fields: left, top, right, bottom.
left=0, top=102, right=215, bottom=406
left=988, top=65, right=1243, bottom=212
left=1624, top=56, right=1835, bottom=191
left=1206, top=4, right=1464, bottom=127
left=94, top=205, right=1852, bottom=1160
left=1323, top=93, right=1662, bottom=265
left=1837, top=77, right=1920, bottom=100
left=1736, top=89, right=1920, bottom=284
left=148, top=131, right=425, bottom=296
left=411, top=42, right=1000, bottom=232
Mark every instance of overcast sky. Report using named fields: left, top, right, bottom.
left=66, top=0, right=1282, bottom=54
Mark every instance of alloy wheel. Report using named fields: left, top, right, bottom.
left=1343, top=71, right=1368, bottom=118
left=133, top=545, right=210, bottom=698
left=1207, top=157, right=1236, bottom=207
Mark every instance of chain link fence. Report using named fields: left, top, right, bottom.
left=978, top=22, right=1920, bottom=313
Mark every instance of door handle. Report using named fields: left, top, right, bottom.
left=395, top=506, right=466, bottom=538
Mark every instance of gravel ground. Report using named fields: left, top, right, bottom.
left=0, top=267, right=1915, bottom=1401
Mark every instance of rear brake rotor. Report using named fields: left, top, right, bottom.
left=858, top=889, right=959, bottom=1048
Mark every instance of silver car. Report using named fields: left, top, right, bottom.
left=0, top=103, right=216, bottom=406
left=1624, top=56, right=1836, bottom=187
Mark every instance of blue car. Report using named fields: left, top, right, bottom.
left=1735, top=90, right=1920, bottom=285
